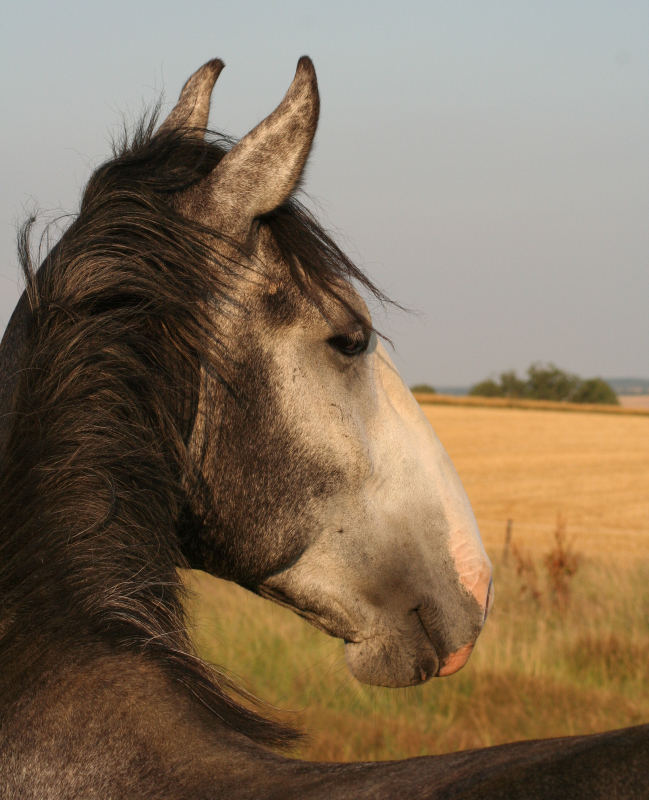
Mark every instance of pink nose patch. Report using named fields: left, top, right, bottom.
left=450, top=534, right=493, bottom=612
left=438, top=642, right=474, bottom=677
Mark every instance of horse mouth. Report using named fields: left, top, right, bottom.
left=257, top=585, right=477, bottom=688
left=343, top=634, right=440, bottom=687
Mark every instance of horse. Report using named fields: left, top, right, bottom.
left=0, top=56, right=646, bottom=799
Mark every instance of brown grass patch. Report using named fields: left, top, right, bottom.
left=565, top=634, right=649, bottom=684
left=292, top=669, right=645, bottom=760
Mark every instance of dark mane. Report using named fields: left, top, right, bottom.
left=0, top=114, right=384, bottom=748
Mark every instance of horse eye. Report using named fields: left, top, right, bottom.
left=328, top=330, right=370, bottom=357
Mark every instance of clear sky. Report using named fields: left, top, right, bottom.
left=2, top=1, right=647, bottom=386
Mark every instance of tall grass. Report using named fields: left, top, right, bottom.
left=184, top=542, right=649, bottom=761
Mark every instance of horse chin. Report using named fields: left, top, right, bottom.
left=343, top=638, right=440, bottom=688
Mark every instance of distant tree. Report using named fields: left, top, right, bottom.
left=499, top=370, right=527, bottom=398
left=410, top=383, right=436, bottom=394
left=469, top=379, right=503, bottom=397
left=572, top=378, right=619, bottom=405
left=525, top=363, right=579, bottom=402
left=468, top=363, right=619, bottom=405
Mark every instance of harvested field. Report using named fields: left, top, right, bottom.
left=413, top=392, right=649, bottom=416
left=619, top=394, right=649, bottom=410
left=423, top=403, right=649, bottom=561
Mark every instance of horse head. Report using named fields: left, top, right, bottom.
left=161, top=58, right=493, bottom=687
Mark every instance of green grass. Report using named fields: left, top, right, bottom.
left=183, top=555, right=649, bottom=761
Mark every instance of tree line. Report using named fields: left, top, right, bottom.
left=411, top=364, right=619, bottom=405
left=469, top=363, right=618, bottom=404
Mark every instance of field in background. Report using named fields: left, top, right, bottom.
left=423, top=404, right=649, bottom=560
left=619, top=394, right=649, bottom=410
left=184, top=403, right=649, bottom=760
left=413, top=391, right=649, bottom=416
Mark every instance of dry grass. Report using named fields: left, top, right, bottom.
left=185, top=560, right=649, bottom=761
left=183, top=404, right=649, bottom=761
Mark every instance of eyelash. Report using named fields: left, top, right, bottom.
left=328, top=330, right=370, bottom=357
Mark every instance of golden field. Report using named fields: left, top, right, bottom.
left=422, top=402, right=649, bottom=561
left=619, top=394, right=649, bottom=410
left=184, top=403, right=649, bottom=761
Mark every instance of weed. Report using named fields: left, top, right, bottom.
left=543, top=515, right=580, bottom=609
left=510, top=516, right=580, bottom=610
left=511, top=541, right=542, bottom=605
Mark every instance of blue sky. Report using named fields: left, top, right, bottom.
left=2, top=1, right=647, bottom=385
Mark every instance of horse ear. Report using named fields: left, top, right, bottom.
left=209, top=56, right=319, bottom=227
left=157, top=59, right=225, bottom=136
